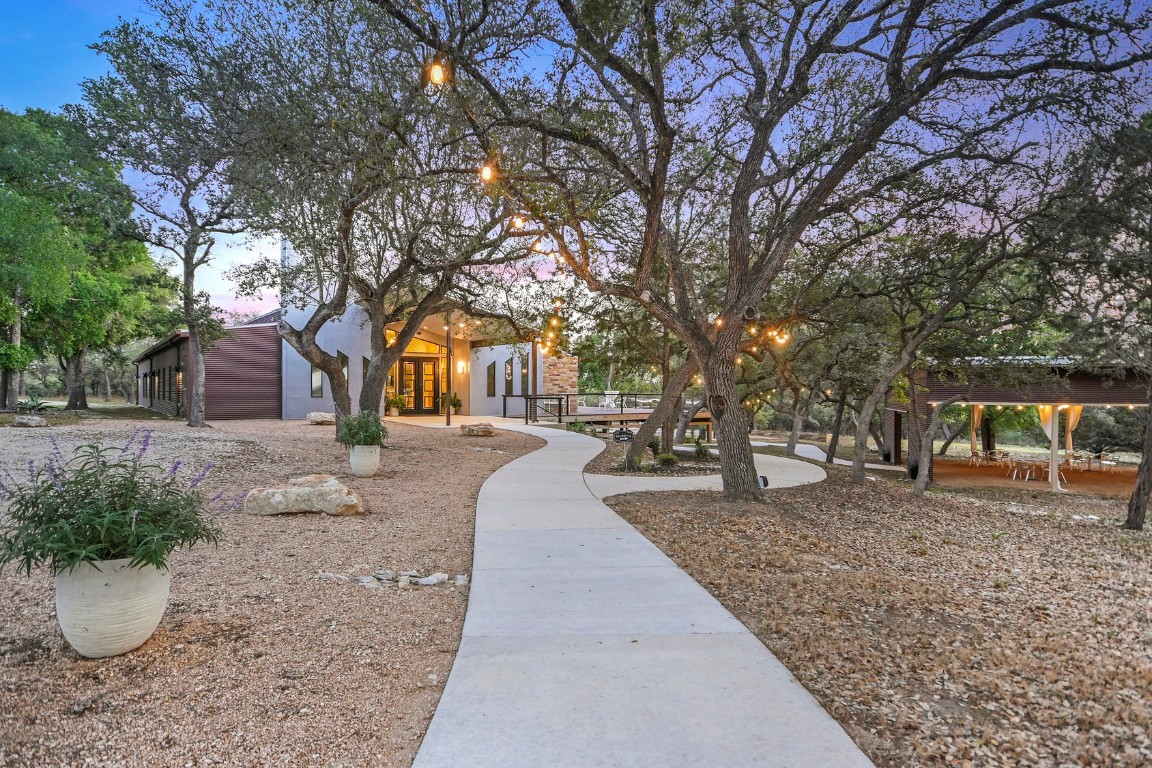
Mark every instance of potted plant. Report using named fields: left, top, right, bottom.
left=448, top=392, right=463, bottom=415
left=0, top=431, right=224, bottom=658
left=336, top=410, right=388, bottom=477
left=384, top=394, right=405, bottom=417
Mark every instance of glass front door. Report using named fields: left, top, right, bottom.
left=400, top=357, right=439, bottom=414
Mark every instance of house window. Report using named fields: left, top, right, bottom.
left=338, top=351, right=348, bottom=382
left=504, top=359, right=514, bottom=396
left=311, top=365, right=323, bottom=397
left=521, top=364, right=529, bottom=395
left=486, top=361, right=496, bottom=397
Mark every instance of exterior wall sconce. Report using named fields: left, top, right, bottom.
left=456, top=360, right=466, bottom=375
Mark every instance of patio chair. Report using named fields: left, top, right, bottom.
left=968, top=450, right=984, bottom=466
left=1098, top=453, right=1119, bottom=473
left=599, top=390, right=620, bottom=409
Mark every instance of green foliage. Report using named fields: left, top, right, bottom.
left=655, top=453, right=680, bottom=467
left=0, top=340, right=36, bottom=371
left=335, top=411, right=388, bottom=447
left=442, top=392, right=463, bottom=409
left=0, top=431, right=225, bottom=575
left=385, top=395, right=406, bottom=411
left=694, top=438, right=710, bottom=459
left=15, top=396, right=49, bottom=412
left=1071, top=407, right=1146, bottom=454
left=566, top=421, right=588, bottom=433
left=648, top=437, right=661, bottom=456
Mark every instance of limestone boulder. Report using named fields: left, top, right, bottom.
left=306, top=412, right=336, bottom=425
left=12, top=415, right=49, bottom=428
left=244, top=474, right=365, bottom=516
left=460, top=423, right=497, bottom=437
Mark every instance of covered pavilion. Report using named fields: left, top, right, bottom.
left=884, top=359, right=1148, bottom=491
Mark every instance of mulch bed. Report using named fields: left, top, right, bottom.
left=582, top=438, right=721, bottom=477
left=608, top=467, right=1152, bottom=767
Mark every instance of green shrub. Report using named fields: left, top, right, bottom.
left=336, top=411, right=388, bottom=447
left=655, top=453, right=680, bottom=467
left=566, top=421, right=588, bottom=433
left=0, top=431, right=226, bottom=575
left=648, top=437, right=661, bottom=455
left=694, top=438, right=710, bottom=459
left=385, top=395, right=406, bottom=411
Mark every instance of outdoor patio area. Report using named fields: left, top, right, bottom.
left=930, top=455, right=1138, bottom=498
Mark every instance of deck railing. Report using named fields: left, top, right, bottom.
left=501, top=392, right=665, bottom=423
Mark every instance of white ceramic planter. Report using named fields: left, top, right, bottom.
left=349, top=445, right=381, bottom=477
left=388, top=407, right=400, bottom=417
left=55, top=558, right=171, bottom=658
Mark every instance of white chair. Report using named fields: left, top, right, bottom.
left=599, top=390, right=619, bottom=409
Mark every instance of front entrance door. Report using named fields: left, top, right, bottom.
left=400, top=358, right=440, bottom=415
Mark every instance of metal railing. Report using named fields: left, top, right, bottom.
left=501, top=392, right=666, bottom=423
left=502, top=395, right=568, bottom=423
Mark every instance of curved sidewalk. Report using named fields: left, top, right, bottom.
left=413, top=426, right=873, bottom=768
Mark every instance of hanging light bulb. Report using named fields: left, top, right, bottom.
left=422, top=53, right=453, bottom=88
left=511, top=214, right=527, bottom=230
left=550, top=317, right=559, bottom=327
left=479, top=159, right=497, bottom=183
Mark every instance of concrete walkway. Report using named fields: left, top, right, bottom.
left=584, top=449, right=827, bottom=498
left=413, top=426, right=873, bottom=768
left=757, top=441, right=904, bottom=472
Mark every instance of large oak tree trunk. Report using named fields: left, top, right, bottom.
left=786, top=392, right=804, bottom=455
left=64, top=351, right=89, bottom=410
left=825, top=394, right=847, bottom=464
left=913, top=395, right=967, bottom=497
left=1124, top=386, right=1152, bottom=531
left=3, top=291, right=22, bottom=409
left=852, top=389, right=887, bottom=482
left=624, top=358, right=698, bottom=470
left=703, top=354, right=760, bottom=500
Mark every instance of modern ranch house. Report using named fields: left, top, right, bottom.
left=133, top=307, right=578, bottom=420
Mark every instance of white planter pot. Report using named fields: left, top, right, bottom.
left=349, top=445, right=381, bottom=477
left=55, top=558, right=171, bottom=658
left=388, top=407, right=399, bottom=417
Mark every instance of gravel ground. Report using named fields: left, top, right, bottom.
left=608, top=466, right=1152, bottom=768
left=0, top=417, right=542, bottom=768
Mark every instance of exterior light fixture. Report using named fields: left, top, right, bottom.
left=511, top=214, right=527, bottom=230
left=456, top=360, right=466, bottom=375
left=479, top=159, right=497, bottom=183
left=550, top=317, right=559, bottom=327
left=422, top=53, right=453, bottom=88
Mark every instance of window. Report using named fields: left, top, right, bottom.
left=504, top=358, right=514, bottom=396
left=521, top=364, right=529, bottom=395
left=338, top=351, right=349, bottom=382
left=486, top=361, right=496, bottom=397
left=311, top=365, right=323, bottom=397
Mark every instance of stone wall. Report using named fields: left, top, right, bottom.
left=542, top=355, right=579, bottom=395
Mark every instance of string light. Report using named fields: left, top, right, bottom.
left=511, top=214, right=527, bottom=230
left=479, top=159, right=497, bottom=183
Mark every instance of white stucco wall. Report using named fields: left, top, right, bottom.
left=280, top=305, right=541, bottom=420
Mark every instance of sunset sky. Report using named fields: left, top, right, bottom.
left=0, top=0, right=279, bottom=316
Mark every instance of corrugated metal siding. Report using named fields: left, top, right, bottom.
left=204, top=325, right=282, bottom=419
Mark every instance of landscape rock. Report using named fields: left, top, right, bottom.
left=417, top=572, right=449, bottom=586
left=460, top=423, right=497, bottom=437
left=244, top=475, right=365, bottom=516
left=455, top=574, right=470, bottom=586
left=398, top=575, right=411, bottom=587
left=374, top=570, right=394, bottom=582
left=306, top=412, right=336, bottom=425
left=12, top=415, right=48, bottom=428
